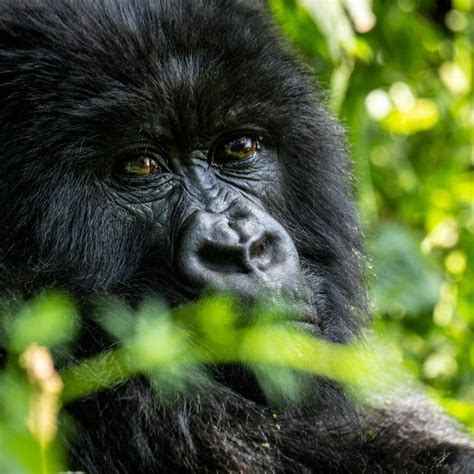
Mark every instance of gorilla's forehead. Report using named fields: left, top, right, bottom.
left=1, top=0, right=312, bottom=145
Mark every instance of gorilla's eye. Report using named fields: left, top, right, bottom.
left=212, top=135, right=260, bottom=163
left=121, top=156, right=161, bottom=176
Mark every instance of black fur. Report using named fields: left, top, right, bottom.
left=0, top=1, right=472, bottom=472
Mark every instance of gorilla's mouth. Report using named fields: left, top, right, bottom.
left=188, top=286, right=318, bottom=334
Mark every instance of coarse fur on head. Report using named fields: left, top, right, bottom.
left=0, top=0, right=472, bottom=472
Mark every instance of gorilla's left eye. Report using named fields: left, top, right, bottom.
left=212, top=135, right=260, bottom=163
left=120, top=156, right=161, bottom=176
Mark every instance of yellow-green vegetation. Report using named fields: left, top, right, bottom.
left=0, top=293, right=425, bottom=473
left=0, top=290, right=471, bottom=472
left=271, top=0, right=473, bottom=422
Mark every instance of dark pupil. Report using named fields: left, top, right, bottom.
left=224, top=137, right=255, bottom=159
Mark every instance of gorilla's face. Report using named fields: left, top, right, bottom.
left=0, top=0, right=364, bottom=343
left=106, top=123, right=309, bottom=308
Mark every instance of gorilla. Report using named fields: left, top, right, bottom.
left=0, top=0, right=472, bottom=472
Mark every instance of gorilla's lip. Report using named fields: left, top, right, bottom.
left=153, top=272, right=317, bottom=330
left=171, top=292, right=319, bottom=335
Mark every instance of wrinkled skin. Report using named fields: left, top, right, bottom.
left=0, top=1, right=473, bottom=472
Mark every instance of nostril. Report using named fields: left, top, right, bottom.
left=249, top=237, right=266, bottom=259
left=249, top=233, right=275, bottom=270
left=198, top=242, right=251, bottom=274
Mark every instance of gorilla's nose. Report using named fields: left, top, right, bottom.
left=197, top=228, right=275, bottom=274
left=175, top=207, right=305, bottom=298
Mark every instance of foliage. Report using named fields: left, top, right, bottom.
left=0, top=293, right=409, bottom=473
left=271, top=0, right=473, bottom=415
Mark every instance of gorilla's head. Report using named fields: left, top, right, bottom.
left=0, top=0, right=364, bottom=346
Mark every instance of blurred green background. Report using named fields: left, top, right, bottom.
left=270, top=0, right=473, bottom=410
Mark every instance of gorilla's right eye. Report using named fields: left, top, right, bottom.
left=120, top=156, right=162, bottom=176
left=211, top=134, right=260, bottom=164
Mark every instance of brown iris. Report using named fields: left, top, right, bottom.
left=213, top=135, right=259, bottom=163
left=122, top=157, right=161, bottom=176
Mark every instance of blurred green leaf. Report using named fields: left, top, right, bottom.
left=370, top=223, right=441, bottom=317
left=6, top=293, right=78, bottom=354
